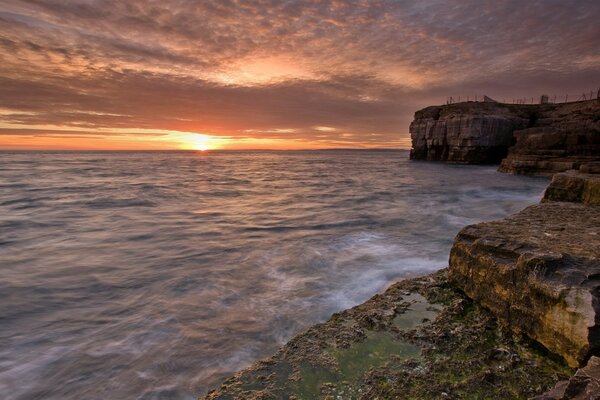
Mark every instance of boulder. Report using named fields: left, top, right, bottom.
left=449, top=202, right=600, bottom=367
left=543, top=171, right=600, bottom=205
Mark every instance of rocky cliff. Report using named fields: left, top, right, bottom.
left=499, top=101, right=600, bottom=175
left=410, top=99, right=600, bottom=173
left=409, top=102, right=530, bottom=163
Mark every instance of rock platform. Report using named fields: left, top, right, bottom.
left=203, top=272, right=572, bottom=400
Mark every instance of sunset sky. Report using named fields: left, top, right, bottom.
left=1, top=0, right=599, bottom=150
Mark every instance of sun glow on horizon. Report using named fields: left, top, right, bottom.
left=0, top=123, right=411, bottom=150
left=183, top=133, right=213, bottom=151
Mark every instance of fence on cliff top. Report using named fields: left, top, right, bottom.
left=446, top=88, right=600, bottom=105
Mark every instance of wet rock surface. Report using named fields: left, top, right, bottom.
left=203, top=271, right=572, bottom=399
left=449, top=202, right=600, bottom=368
left=203, top=142, right=600, bottom=399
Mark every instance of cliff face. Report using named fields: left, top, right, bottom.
left=410, top=100, right=600, bottom=173
left=449, top=172, right=600, bottom=368
left=498, top=101, right=600, bottom=175
left=409, top=102, right=529, bottom=163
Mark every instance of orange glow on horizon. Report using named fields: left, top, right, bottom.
left=0, top=125, right=411, bottom=151
left=0, top=133, right=410, bottom=151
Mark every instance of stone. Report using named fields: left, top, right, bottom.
left=202, top=272, right=572, bottom=399
left=409, top=102, right=528, bottom=163
left=543, top=171, right=600, bottom=205
left=449, top=202, right=600, bottom=368
left=530, top=356, right=600, bottom=400
left=580, top=163, right=600, bottom=174
left=498, top=101, right=600, bottom=175
left=409, top=99, right=600, bottom=173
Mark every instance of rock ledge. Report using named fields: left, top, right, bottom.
left=449, top=202, right=600, bottom=368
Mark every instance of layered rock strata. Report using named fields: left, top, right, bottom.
left=499, top=101, right=600, bottom=175
left=449, top=201, right=600, bottom=368
left=409, top=100, right=600, bottom=173
left=543, top=171, right=600, bottom=205
left=409, top=102, right=529, bottom=163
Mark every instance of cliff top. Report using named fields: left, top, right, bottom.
left=414, top=99, right=600, bottom=121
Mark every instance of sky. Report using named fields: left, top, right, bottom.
left=0, top=0, right=599, bottom=150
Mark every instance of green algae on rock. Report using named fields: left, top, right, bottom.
left=203, top=271, right=572, bottom=400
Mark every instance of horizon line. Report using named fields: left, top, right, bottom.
left=0, top=147, right=411, bottom=152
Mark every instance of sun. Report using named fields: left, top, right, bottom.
left=192, top=136, right=210, bottom=151
left=175, top=132, right=230, bottom=151
left=185, top=133, right=212, bottom=151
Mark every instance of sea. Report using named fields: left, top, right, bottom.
left=0, top=150, right=549, bottom=399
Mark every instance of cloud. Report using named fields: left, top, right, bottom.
left=0, top=0, right=599, bottom=148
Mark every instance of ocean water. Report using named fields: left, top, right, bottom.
left=0, top=150, right=549, bottom=399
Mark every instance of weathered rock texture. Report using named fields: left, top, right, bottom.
left=409, top=102, right=529, bottom=163
left=543, top=171, right=600, bottom=205
left=202, top=166, right=600, bottom=399
left=531, top=356, right=600, bottom=400
left=498, top=101, right=600, bottom=175
left=410, top=100, right=600, bottom=173
left=449, top=202, right=600, bottom=368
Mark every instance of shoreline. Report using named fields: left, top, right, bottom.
left=202, top=172, right=599, bottom=400
left=203, top=269, right=573, bottom=399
